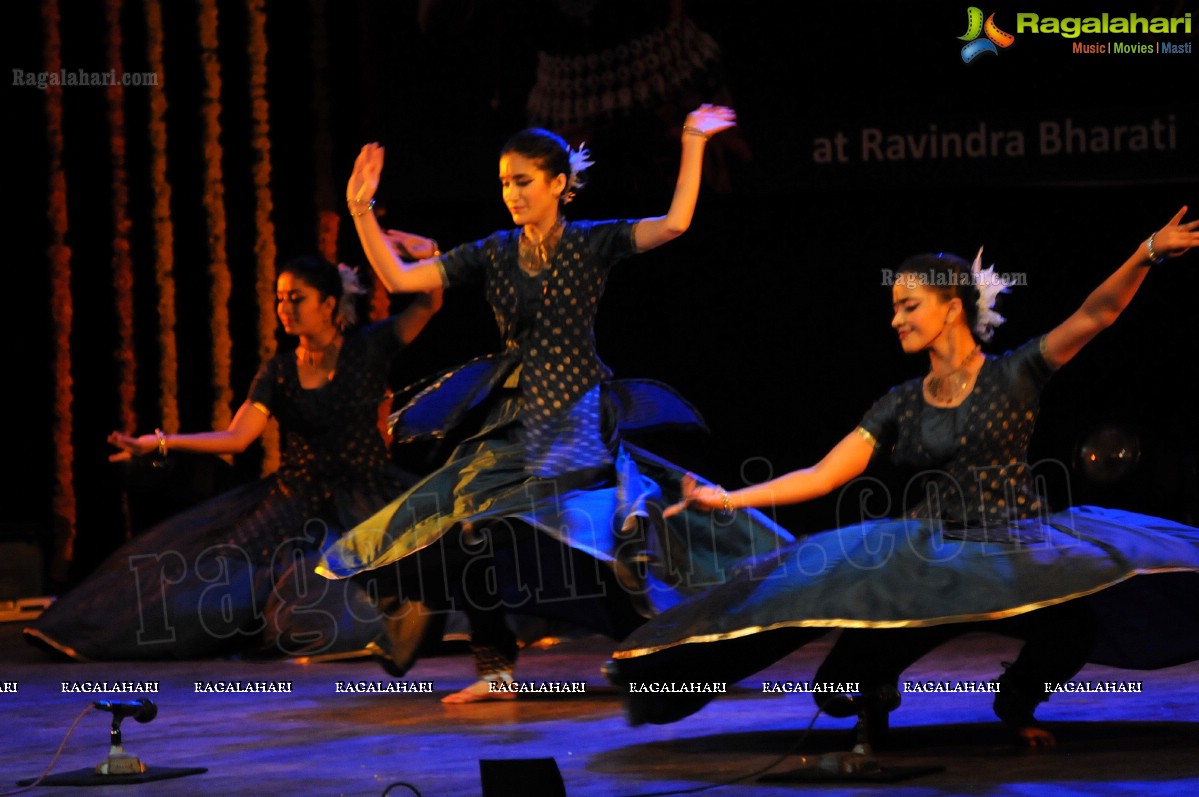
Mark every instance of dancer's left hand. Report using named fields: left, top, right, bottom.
left=683, top=104, right=737, bottom=140
left=664, top=473, right=729, bottom=517
left=385, top=229, right=440, bottom=261
left=1149, top=205, right=1199, bottom=261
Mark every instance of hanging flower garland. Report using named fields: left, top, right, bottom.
left=198, top=0, right=234, bottom=435
left=106, top=0, right=136, bottom=436
left=143, top=0, right=180, bottom=435
left=246, top=0, right=279, bottom=474
left=107, top=0, right=136, bottom=542
left=44, top=0, right=77, bottom=578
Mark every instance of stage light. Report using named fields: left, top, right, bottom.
left=1075, top=424, right=1141, bottom=485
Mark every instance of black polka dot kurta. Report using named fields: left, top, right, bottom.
left=438, top=219, right=633, bottom=475
left=319, top=220, right=795, bottom=633
left=610, top=336, right=1199, bottom=699
left=858, top=336, right=1053, bottom=529
left=27, top=321, right=417, bottom=661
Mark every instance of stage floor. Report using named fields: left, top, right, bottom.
left=2, top=619, right=1198, bottom=796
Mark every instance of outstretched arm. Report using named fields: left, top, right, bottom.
left=108, top=401, right=270, bottom=462
left=347, top=143, right=446, bottom=294
left=1044, top=206, right=1199, bottom=367
left=665, top=430, right=875, bottom=516
left=632, top=105, right=737, bottom=253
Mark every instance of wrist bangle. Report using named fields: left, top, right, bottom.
left=1146, top=232, right=1165, bottom=264
left=682, top=125, right=711, bottom=142
left=154, top=428, right=168, bottom=458
left=719, top=486, right=733, bottom=517
left=348, top=198, right=376, bottom=217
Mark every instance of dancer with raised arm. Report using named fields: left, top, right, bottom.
left=606, top=208, right=1199, bottom=747
left=319, top=105, right=792, bottom=703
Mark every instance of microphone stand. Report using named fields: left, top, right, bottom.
left=95, top=713, right=147, bottom=775
left=93, top=700, right=156, bottom=775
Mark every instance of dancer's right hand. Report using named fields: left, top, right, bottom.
left=107, top=431, right=155, bottom=462
left=347, top=142, right=384, bottom=208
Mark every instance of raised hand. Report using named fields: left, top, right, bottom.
left=683, top=104, right=737, bottom=140
left=1147, top=206, right=1199, bottom=262
left=347, top=142, right=384, bottom=208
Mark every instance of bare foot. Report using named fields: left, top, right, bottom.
left=1015, top=725, right=1056, bottom=749
left=441, top=677, right=517, bottom=704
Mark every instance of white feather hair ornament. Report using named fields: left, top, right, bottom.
left=564, top=144, right=595, bottom=203
left=970, top=247, right=1009, bottom=342
left=335, top=263, right=368, bottom=330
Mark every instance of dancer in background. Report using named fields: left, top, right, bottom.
left=320, top=105, right=791, bottom=703
left=26, top=256, right=441, bottom=661
left=607, top=207, right=1199, bottom=748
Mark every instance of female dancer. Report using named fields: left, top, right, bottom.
left=25, top=256, right=441, bottom=660
left=606, top=207, right=1199, bottom=747
left=318, top=105, right=792, bottom=702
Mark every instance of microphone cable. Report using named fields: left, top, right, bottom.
left=0, top=703, right=96, bottom=796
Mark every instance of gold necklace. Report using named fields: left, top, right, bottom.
left=518, top=218, right=564, bottom=276
left=926, top=343, right=980, bottom=404
left=296, top=333, right=341, bottom=372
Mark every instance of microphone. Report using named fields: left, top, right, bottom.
left=93, top=699, right=158, bottom=723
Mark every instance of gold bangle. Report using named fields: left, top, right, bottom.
left=1146, top=232, right=1165, bottom=264
left=348, top=198, right=376, bottom=217
left=154, top=428, right=168, bottom=458
left=719, top=486, right=733, bottom=517
left=682, top=125, right=710, bottom=141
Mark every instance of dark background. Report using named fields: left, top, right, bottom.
left=8, top=0, right=1198, bottom=592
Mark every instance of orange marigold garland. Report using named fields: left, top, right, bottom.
left=44, top=0, right=77, bottom=578
left=107, top=0, right=136, bottom=436
left=198, top=0, right=234, bottom=435
left=107, top=0, right=137, bottom=542
left=143, top=0, right=180, bottom=435
left=247, top=0, right=279, bottom=473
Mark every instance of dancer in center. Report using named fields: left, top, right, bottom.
left=318, top=105, right=791, bottom=703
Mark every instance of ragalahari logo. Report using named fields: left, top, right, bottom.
left=959, top=7, right=1015, bottom=62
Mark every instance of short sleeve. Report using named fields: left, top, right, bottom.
left=1003, top=335, right=1056, bottom=397
left=857, top=387, right=900, bottom=452
left=247, top=357, right=279, bottom=415
left=437, top=235, right=494, bottom=288
left=357, top=315, right=406, bottom=362
left=589, top=219, right=638, bottom=266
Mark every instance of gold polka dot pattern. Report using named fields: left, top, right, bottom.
left=438, top=220, right=637, bottom=476
left=858, top=336, right=1056, bottom=527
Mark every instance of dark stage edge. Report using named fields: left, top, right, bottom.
left=2, top=621, right=1199, bottom=796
